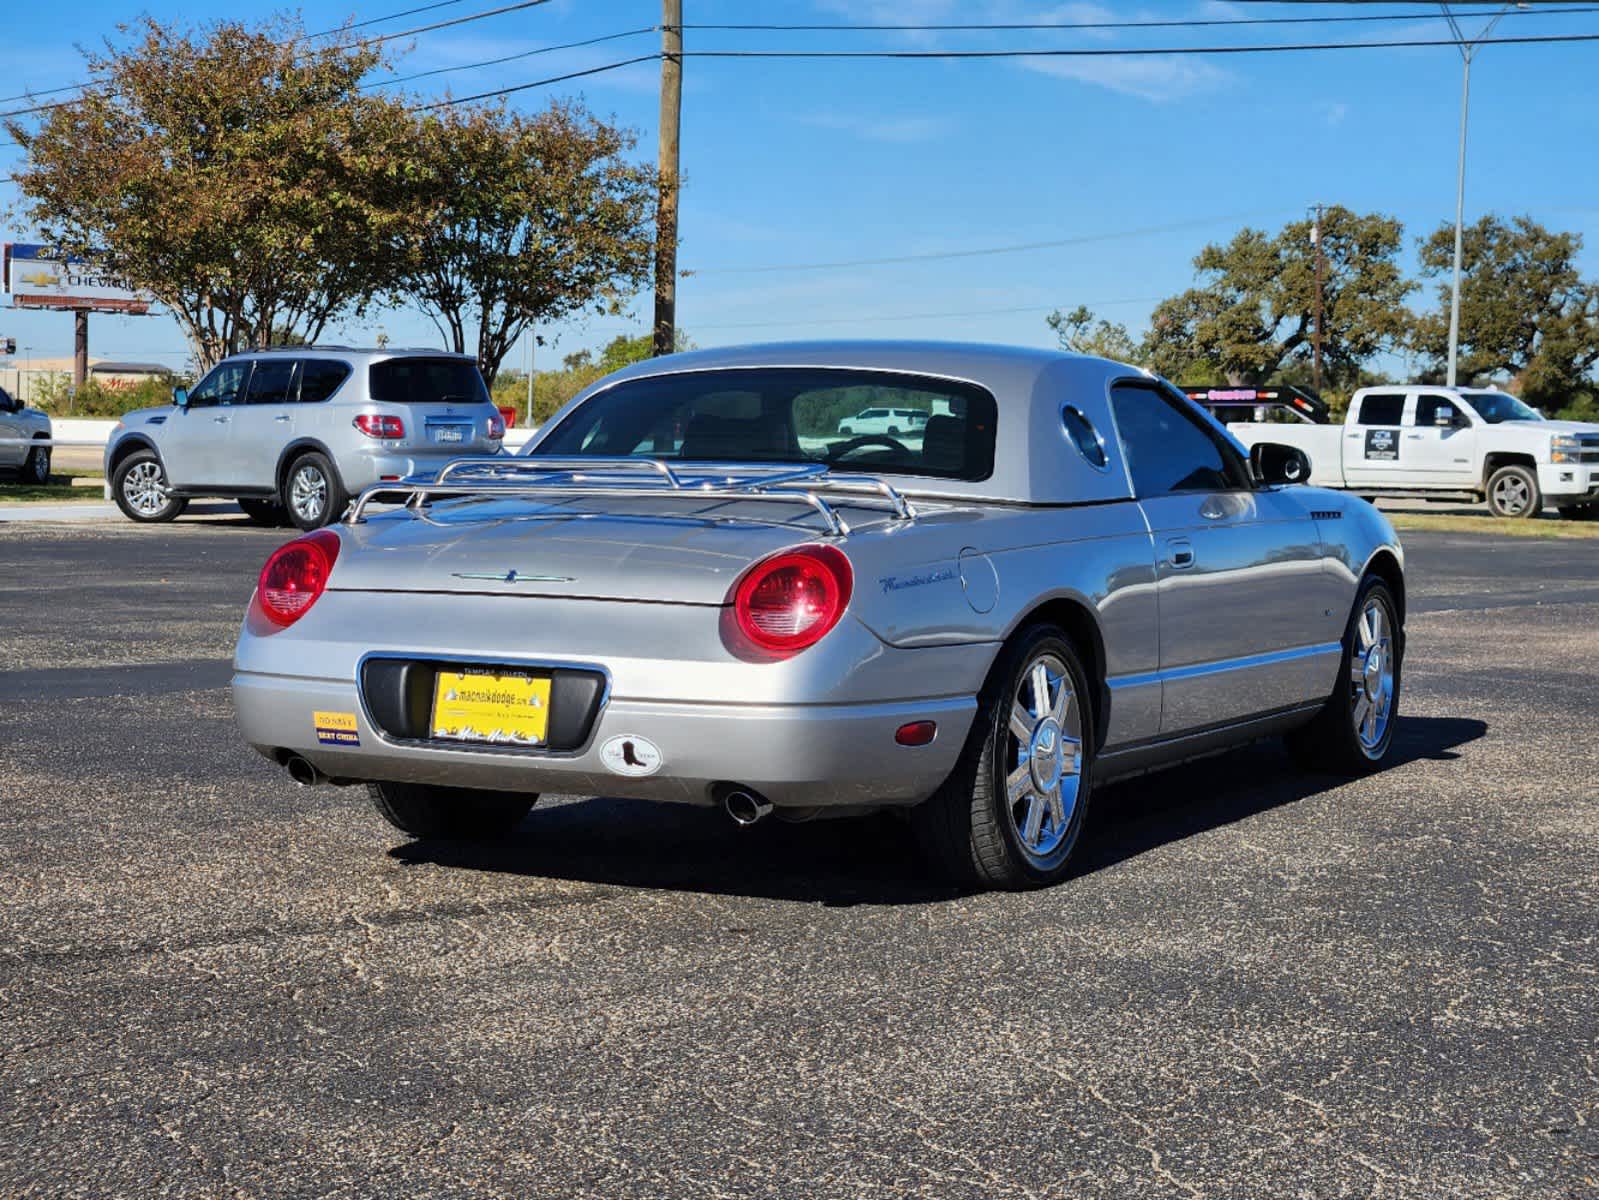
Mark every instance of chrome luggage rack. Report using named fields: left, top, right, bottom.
left=345, top=456, right=917, bottom=536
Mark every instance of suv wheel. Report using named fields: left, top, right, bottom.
left=1485, top=464, right=1540, bottom=518
left=24, top=443, right=50, bottom=484
left=237, top=498, right=287, bottom=526
left=369, top=781, right=536, bottom=840
left=282, top=451, right=348, bottom=530
left=1286, top=575, right=1402, bottom=774
left=112, top=450, right=188, bottom=523
left=912, top=625, right=1095, bottom=890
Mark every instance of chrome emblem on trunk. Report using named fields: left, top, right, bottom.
left=451, top=569, right=575, bottom=584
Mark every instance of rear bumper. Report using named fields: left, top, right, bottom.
left=341, top=444, right=504, bottom=490
left=233, top=669, right=976, bottom=809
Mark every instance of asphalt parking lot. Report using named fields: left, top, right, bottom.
left=2, top=516, right=1596, bottom=1199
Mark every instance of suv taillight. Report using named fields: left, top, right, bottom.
left=256, top=530, right=341, bottom=627
left=732, top=545, right=853, bottom=655
left=488, top=414, right=506, bottom=440
left=353, top=413, right=405, bottom=439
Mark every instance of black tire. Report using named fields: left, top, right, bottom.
left=281, top=451, right=348, bottom=531
left=368, top=780, right=536, bottom=840
left=1557, top=502, right=1599, bottom=522
left=912, top=625, right=1096, bottom=890
left=1485, top=463, right=1540, bottom=519
left=24, top=442, right=50, bottom=484
left=1286, top=575, right=1402, bottom=775
left=839, top=425, right=853, bottom=436
left=111, top=449, right=188, bottom=523
left=887, top=425, right=900, bottom=436
left=237, top=497, right=287, bottom=526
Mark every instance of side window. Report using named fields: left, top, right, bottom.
left=187, top=362, right=250, bottom=408
left=1108, top=384, right=1250, bottom=498
left=245, top=359, right=297, bottom=405
left=1415, top=394, right=1463, bottom=428
left=1357, top=393, right=1405, bottom=425
left=0, top=386, right=14, bottom=411
left=297, top=360, right=352, bottom=404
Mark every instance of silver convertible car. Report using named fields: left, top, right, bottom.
left=233, top=342, right=1405, bottom=889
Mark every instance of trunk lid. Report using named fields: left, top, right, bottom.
left=330, top=493, right=862, bottom=605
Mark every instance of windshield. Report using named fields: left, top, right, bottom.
left=1462, top=391, right=1541, bottom=424
left=368, top=357, right=489, bottom=405
left=533, top=367, right=997, bottom=481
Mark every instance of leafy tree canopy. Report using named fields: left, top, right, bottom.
left=1045, top=305, right=1140, bottom=362
left=5, top=17, right=413, bottom=371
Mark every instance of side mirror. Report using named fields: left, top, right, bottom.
left=172, top=386, right=189, bottom=408
left=1251, top=441, right=1311, bottom=486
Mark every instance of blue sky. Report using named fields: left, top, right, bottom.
left=3, top=0, right=1598, bottom=375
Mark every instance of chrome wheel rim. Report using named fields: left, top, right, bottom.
left=1492, top=473, right=1531, bottom=516
left=122, top=461, right=168, bottom=516
left=290, top=465, right=327, bottom=522
left=1350, top=598, right=1395, bottom=753
left=1003, top=652, right=1083, bottom=863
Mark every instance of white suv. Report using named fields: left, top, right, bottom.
left=836, top=407, right=930, bottom=437
left=104, top=348, right=505, bottom=529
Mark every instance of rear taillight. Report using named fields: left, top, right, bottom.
left=256, top=530, right=341, bottom=627
left=488, top=414, right=506, bottom=440
left=732, top=545, right=853, bottom=654
left=353, top=413, right=405, bottom=439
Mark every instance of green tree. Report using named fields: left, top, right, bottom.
left=1411, top=215, right=1599, bottom=410
left=1045, top=305, right=1140, bottom=362
left=1143, top=207, right=1413, bottom=388
left=5, top=17, right=413, bottom=371
left=399, top=101, right=657, bottom=387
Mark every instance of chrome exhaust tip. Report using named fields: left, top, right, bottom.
left=284, top=755, right=327, bottom=787
left=723, top=789, right=773, bottom=827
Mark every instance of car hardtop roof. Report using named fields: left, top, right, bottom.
left=545, top=339, right=1162, bottom=507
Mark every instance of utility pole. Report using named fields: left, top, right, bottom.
left=1311, top=205, right=1325, bottom=396
left=1440, top=2, right=1522, bottom=387
left=73, top=310, right=89, bottom=392
left=524, top=325, right=535, bottom=427
left=651, top=0, right=682, bottom=358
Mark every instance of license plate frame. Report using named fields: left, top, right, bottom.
left=429, top=667, right=552, bottom=746
left=430, top=424, right=468, bottom=445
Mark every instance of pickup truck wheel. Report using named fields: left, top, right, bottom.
left=24, top=443, right=50, bottom=484
left=112, top=449, right=188, bottom=523
left=1485, top=464, right=1540, bottom=518
left=1286, top=576, right=1402, bottom=775
left=237, top=498, right=288, bottom=526
left=283, top=451, right=348, bottom=530
left=913, top=625, right=1094, bottom=890
left=368, top=781, right=536, bottom=840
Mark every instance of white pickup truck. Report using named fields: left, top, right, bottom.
left=1209, top=384, right=1599, bottom=520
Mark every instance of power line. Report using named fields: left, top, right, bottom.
left=418, top=55, right=663, bottom=109
left=691, top=215, right=1284, bottom=275
left=676, top=30, right=1599, bottom=62
left=0, top=0, right=556, bottom=119
left=683, top=6, right=1599, bottom=34
left=685, top=297, right=1163, bottom=332
left=365, top=27, right=654, bottom=90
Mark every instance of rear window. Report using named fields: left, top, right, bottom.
left=298, top=359, right=352, bottom=404
left=1357, top=393, right=1405, bottom=425
left=535, top=368, right=998, bottom=482
left=369, top=357, right=489, bottom=405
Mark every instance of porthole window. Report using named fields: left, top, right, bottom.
left=1061, top=404, right=1109, bottom=470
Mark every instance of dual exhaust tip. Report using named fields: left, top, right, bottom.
left=721, top=788, right=773, bottom=827
left=287, top=753, right=775, bottom=826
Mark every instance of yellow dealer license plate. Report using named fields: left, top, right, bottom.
left=430, top=669, right=551, bottom=746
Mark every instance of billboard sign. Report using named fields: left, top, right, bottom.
left=3, top=243, right=153, bottom=314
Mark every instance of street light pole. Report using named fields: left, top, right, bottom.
left=1441, top=2, right=1521, bottom=388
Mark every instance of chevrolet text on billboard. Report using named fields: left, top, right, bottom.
left=2, top=243, right=153, bottom=314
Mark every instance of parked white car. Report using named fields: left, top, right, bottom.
left=1222, top=385, right=1599, bottom=519
left=0, top=384, right=51, bottom=484
left=837, top=407, right=929, bottom=437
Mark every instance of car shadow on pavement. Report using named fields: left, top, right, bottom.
left=389, top=714, right=1488, bottom=907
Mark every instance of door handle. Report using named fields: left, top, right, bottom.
left=212, top=416, right=230, bottom=424
left=273, top=414, right=291, bottom=423
left=1167, top=539, right=1195, bottom=569
left=1405, top=433, right=1423, bottom=439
